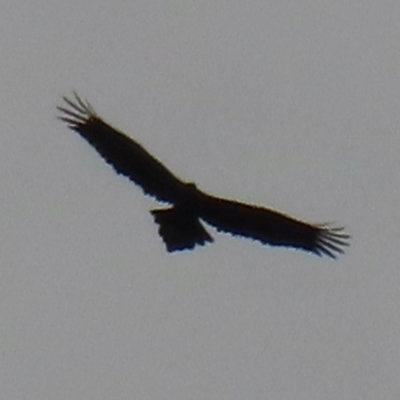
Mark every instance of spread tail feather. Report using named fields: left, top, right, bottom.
left=151, top=207, right=213, bottom=252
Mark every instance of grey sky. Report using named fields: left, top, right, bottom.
left=1, top=1, right=399, bottom=399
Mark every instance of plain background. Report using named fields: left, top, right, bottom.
left=1, top=1, right=399, bottom=399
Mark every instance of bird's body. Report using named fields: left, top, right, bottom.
left=58, top=93, right=349, bottom=258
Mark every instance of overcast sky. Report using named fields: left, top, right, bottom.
left=1, top=1, right=399, bottom=399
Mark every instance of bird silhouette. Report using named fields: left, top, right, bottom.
left=58, top=93, right=349, bottom=258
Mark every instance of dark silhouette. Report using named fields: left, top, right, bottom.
left=58, top=93, right=349, bottom=258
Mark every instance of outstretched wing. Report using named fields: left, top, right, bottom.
left=197, top=192, right=349, bottom=258
left=58, top=93, right=187, bottom=203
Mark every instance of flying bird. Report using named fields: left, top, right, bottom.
left=58, top=93, right=349, bottom=258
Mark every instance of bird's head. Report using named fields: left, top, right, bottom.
left=176, top=182, right=200, bottom=209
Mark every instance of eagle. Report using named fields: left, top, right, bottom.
left=58, top=93, right=349, bottom=258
